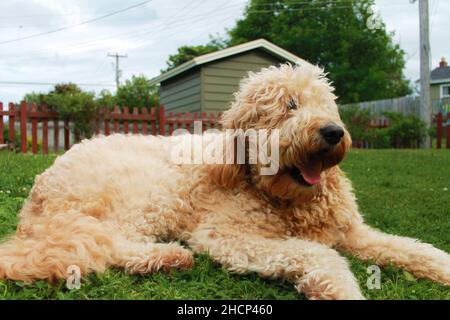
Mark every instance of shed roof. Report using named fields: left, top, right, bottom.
left=431, top=66, right=450, bottom=84
left=149, top=39, right=307, bottom=85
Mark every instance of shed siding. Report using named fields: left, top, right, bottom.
left=160, top=70, right=201, bottom=113
left=431, top=84, right=440, bottom=101
left=201, top=51, right=281, bottom=113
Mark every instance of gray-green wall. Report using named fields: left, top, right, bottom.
left=159, top=50, right=284, bottom=114
left=160, top=70, right=201, bottom=113
left=431, top=84, right=441, bottom=101
left=201, top=51, right=281, bottom=113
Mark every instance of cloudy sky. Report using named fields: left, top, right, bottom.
left=0, top=0, right=448, bottom=104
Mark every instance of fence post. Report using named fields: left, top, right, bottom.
left=53, top=118, right=59, bottom=152
left=141, top=108, right=148, bottom=135
left=8, top=103, right=15, bottom=144
left=436, top=112, right=442, bottom=149
left=209, top=113, right=215, bottom=129
left=42, top=105, right=48, bottom=155
left=168, top=112, right=174, bottom=135
left=64, top=119, right=70, bottom=151
left=159, top=106, right=166, bottom=136
left=123, top=107, right=129, bottom=134
left=447, top=113, right=450, bottom=149
left=133, top=107, right=139, bottom=134
left=113, top=106, right=120, bottom=133
left=104, top=108, right=110, bottom=136
left=0, top=102, right=4, bottom=144
left=185, top=112, right=191, bottom=133
left=31, top=103, right=38, bottom=154
left=20, top=101, right=27, bottom=153
left=150, top=107, right=156, bottom=135
left=201, top=112, right=207, bottom=132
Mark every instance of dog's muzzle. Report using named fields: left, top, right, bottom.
left=320, top=124, right=344, bottom=145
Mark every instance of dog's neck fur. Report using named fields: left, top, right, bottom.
left=244, top=164, right=324, bottom=210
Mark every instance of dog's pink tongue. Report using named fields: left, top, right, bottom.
left=301, top=168, right=321, bottom=185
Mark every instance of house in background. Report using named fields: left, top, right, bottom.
left=431, top=57, right=450, bottom=112
left=149, top=39, right=306, bottom=115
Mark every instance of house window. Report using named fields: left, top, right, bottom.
left=442, top=85, right=450, bottom=98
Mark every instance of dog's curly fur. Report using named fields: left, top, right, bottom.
left=0, top=64, right=449, bottom=299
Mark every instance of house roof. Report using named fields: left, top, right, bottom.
left=431, top=66, right=450, bottom=84
left=149, top=39, right=308, bottom=85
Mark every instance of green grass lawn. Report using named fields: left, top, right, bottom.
left=0, top=150, right=449, bottom=300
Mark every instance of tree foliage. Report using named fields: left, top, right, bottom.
left=162, top=38, right=227, bottom=72
left=115, top=75, right=159, bottom=109
left=23, top=76, right=159, bottom=138
left=25, top=83, right=96, bottom=138
left=229, top=0, right=411, bottom=103
left=165, top=0, right=411, bottom=104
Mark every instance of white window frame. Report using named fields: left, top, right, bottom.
left=441, top=84, right=450, bottom=98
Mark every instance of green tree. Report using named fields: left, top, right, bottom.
left=115, top=75, right=159, bottom=109
left=163, top=38, right=227, bottom=71
left=227, top=0, right=411, bottom=103
left=24, top=83, right=97, bottom=138
left=96, top=89, right=116, bottom=109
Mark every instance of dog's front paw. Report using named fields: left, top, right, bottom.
left=125, top=244, right=194, bottom=274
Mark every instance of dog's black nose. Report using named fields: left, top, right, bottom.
left=320, top=124, right=344, bottom=145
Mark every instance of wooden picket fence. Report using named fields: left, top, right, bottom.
left=2, top=102, right=449, bottom=154
left=436, top=112, right=450, bottom=149
left=0, top=101, right=219, bottom=155
left=353, top=112, right=450, bottom=149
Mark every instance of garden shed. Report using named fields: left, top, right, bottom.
left=149, top=39, right=306, bottom=114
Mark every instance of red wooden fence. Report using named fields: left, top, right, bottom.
left=2, top=102, right=449, bottom=154
left=0, top=102, right=220, bottom=155
left=436, top=112, right=450, bottom=149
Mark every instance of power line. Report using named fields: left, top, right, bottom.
left=245, top=5, right=354, bottom=13
left=0, top=0, right=153, bottom=45
left=1, top=3, right=245, bottom=62
left=0, top=81, right=115, bottom=87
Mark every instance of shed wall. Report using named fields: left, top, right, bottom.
left=201, top=51, right=281, bottom=113
left=160, top=69, right=202, bottom=113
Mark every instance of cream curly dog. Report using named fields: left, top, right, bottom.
left=0, top=64, right=449, bottom=299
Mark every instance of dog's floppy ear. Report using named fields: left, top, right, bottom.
left=206, top=132, right=246, bottom=189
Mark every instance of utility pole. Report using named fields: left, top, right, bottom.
left=418, top=0, right=431, bottom=148
left=107, top=52, right=127, bottom=89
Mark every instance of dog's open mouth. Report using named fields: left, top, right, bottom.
left=285, top=166, right=322, bottom=187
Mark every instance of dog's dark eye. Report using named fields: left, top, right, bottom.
left=287, top=98, right=297, bottom=110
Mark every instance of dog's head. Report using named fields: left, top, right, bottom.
left=208, top=63, right=351, bottom=202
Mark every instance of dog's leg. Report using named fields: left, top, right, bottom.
left=340, top=223, right=450, bottom=285
left=189, top=227, right=364, bottom=300
left=112, top=239, right=194, bottom=274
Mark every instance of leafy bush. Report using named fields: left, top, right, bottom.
left=339, top=105, right=373, bottom=142
left=369, top=128, right=391, bottom=149
left=339, top=105, right=427, bottom=148
left=115, top=75, right=159, bottom=109
left=381, top=112, right=426, bottom=148
left=45, top=91, right=97, bottom=138
left=25, top=83, right=97, bottom=139
left=2, top=127, right=42, bottom=152
left=2, top=127, right=20, bottom=149
left=24, top=77, right=160, bottom=139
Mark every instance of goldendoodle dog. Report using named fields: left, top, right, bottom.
left=0, top=64, right=449, bottom=299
